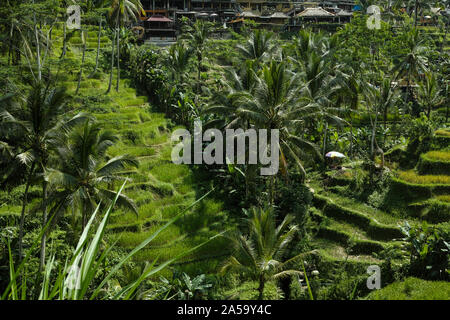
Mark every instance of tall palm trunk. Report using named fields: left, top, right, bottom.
left=349, top=115, right=354, bottom=157
left=8, top=23, right=13, bottom=66
left=116, top=19, right=120, bottom=92
left=61, top=23, right=67, bottom=59
left=18, top=162, right=35, bottom=260
left=322, top=122, right=328, bottom=158
left=34, top=21, right=42, bottom=81
left=89, top=19, right=102, bottom=78
left=106, top=29, right=116, bottom=94
left=370, top=110, right=378, bottom=160
left=414, top=0, right=418, bottom=28
left=441, top=22, right=449, bottom=53
left=258, top=274, right=265, bottom=300
left=31, top=0, right=42, bottom=81
left=39, top=180, right=48, bottom=271
left=75, top=30, right=87, bottom=95
left=197, top=53, right=202, bottom=94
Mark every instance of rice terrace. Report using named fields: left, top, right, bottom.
left=0, top=0, right=449, bottom=304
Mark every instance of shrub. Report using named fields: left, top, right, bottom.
left=405, top=114, right=435, bottom=164
left=400, top=222, right=449, bottom=280
left=365, top=277, right=450, bottom=300
left=408, top=200, right=450, bottom=223
left=417, top=153, right=450, bottom=175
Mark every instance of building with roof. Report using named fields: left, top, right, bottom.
left=137, top=0, right=357, bottom=38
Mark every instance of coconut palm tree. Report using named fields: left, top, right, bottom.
left=0, top=81, right=87, bottom=267
left=362, top=78, right=399, bottom=166
left=417, top=71, right=444, bottom=118
left=46, top=119, right=139, bottom=230
left=393, top=28, right=429, bottom=111
left=289, top=29, right=331, bottom=65
left=182, top=19, right=213, bottom=94
left=222, top=207, right=305, bottom=300
left=108, top=0, right=144, bottom=92
left=412, top=0, right=433, bottom=27
left=236, top=61, right=326, bottom=204
left=295, top=48, right=346, bottom=159
left=237, top=29, right=277, bottom=65
left=0, top=93, right=27, bottom=189
left=165, top=42, right=193, bottom=85
left=205, top=59, right=258, bottom=130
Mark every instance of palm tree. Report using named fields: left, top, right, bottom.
left=165, top=41, right=193, bottom=85
left=237, top=29, right=277, bottom=65
left=289, top=29, right=330, bottom=65
left=46, top=120, right=139, bottom=230
left=82, top=1, right=110, bottom=78
left=417, top=71, right=443, bottom=118
left=0, top=93, right=27, bottom=189
left=393, top=28, right=429, bottom=112
left=413, top=0, right=433, bottom=27
left=362, top=78, right=398, bottom=166
left=205, top=60, right=258, bottom=130
left=0, top=81, right=86, bottom=267
left=236, top=61, right=326, bottom=203
left=222, top=207, right=305, bottom=300
left=108, top=0, right=144, bottom=92
left=204, top=60, right=259, bottom=199
left=182, top=20, right=213, bottom=94
left=295, top=48, right=346, bottom=159
left=336, top=68, right=363, bottom=156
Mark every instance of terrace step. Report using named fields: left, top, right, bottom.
left=313, top=193, right=404, bottom=241
left=312, top=239, right=382, bottom=265
left=417, top=151, right=450, bottom=175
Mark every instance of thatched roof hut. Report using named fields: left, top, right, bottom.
left=296, top=7, right=335, bottom=18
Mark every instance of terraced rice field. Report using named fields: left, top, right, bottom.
left=0, top=25, right=230, bottom=277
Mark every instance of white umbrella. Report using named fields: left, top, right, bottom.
left=325, top=151, right=346, bottom=158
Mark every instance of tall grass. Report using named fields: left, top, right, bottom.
left=422, top=151, right=450, bottom=162
left=435, top=129, right=450, bottom=137
left=397, top=170, right=450, bottom=185
left=1, top=183, right=218, bottom=300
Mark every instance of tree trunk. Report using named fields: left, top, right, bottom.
left=441, top=22, right=448, bottom=53
left=349, top=115, right=354, bottom=157
left=197, top=54, right=202, bottom=94
left=39, top=181, right=48, bottom=271
left=258, top=275, right=265, bottom=300
left=61, top=23, right=67, bottom=59
left=106, top=29, right=116, bottom=94
left=116, top=27, right=120, bottom=92
left=446, top=102, right=449, bottom=123
left=89, top=19, right=102, bottom=78
left=371, top=113, right=378, bottom=160
left=8, top=23, right=13, bottom=66
left=322, top=122, right=328, bottom=158
left=75, top=30, right=87, bottom=95
left=414, top=0, right=418, bottom=28
left=18, top=162, right=35, bottom=260
left=34, top=21, right=42, bottom=81
left=82, top=200, right=87, bottom=230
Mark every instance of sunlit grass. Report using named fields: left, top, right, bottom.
left=435, top=129, right=450, bottom=137
left=422, top=151, right=450, bottom=162
left=397, top=170, right=450, bottom=185
left=435, top=195, right=450, bottom=203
